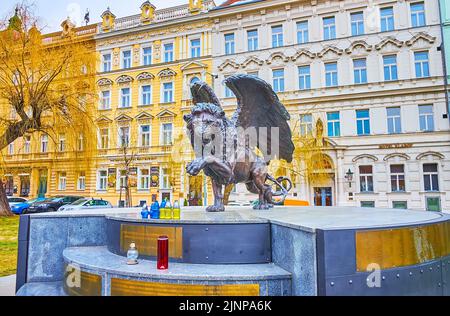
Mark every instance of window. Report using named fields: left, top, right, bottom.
left=361, top=201, right=375, bottom=208
left=118, top=170, right=127, bottom=190
left=190, top=39, right=201, bottom=58
left=272, top=69, right=285, bottom=92
left=387, top=107, right=402, bottom=134
left=99, top=128, right=109, bottom=149
left=298, top=66, right=311, bottom=90
left=248, top=71, right=258, bottom=78
left=118, top=126, right=130, bottom=148
left=327, top=112, right=340, bottom=137
left=122, top=50, right=131, bottom=69
left=426, top=197, right=441, bottom=212
left=101, top=90, right=111, bottom=110
left=325, top=62, right=338, bottom=87
left=272, top=25, right=283, bottom=48
left=58, top=133, right=66, bottom=152
left=393, top=201, right=408, bottom=209
left=411, top=2, right=425, bottom=27
left=359, top=165, right=374, bottom=192
left=353, top=59, right=367, bottom=84
left=161, top=168, right=170, bottom=189
left=7, top=143, right=13, bottom=155
left=77, top=172, right=86, bottom=190
left=296, top=21, right=309, bottom=44
left=77, top=134, right=84, bottom=151
left=161, top=123, right=173, bottom=145
left=162, top=82, right=174, bottom=103
left=323, top=17, right=336, bottom=40
left=24, top=136, right=31, bottom=154
left=247, top=29, right=258, bottom=51
left=380, top=7, right=394, bottom=32
left=299, top=114, right=313, bottom=136
left=224, top=33, right=235, bottom=55
left=383, top=55, right=398, bottom=81
left=102, top=53, right=111, bottom=72
left=164, top=43, right=174, bottom=62
left=351, top=12, right=364, bottom=36
left=142, top=47, right=152, bottom=66
left=390, top=164, right=405, bottom=192
left=141, top=85, right=152, bottom=105
left=98, top=170, right=107, bottom=191
left=423, top=163, right=439, bottom=191
left=419, top=105, right=434, bottom=131
left=58, top=172, right=67, bottom=191
left=139, top=169, right=150, bottom=190
left=140, top=125, right=151, bottom=147
left=40, top=134, right=48, bottom=153
left=120, top=88, right=131, bottom=108
left=414, top=51, right=430, bottom=78
left=356, top=109, right=370, bottom=135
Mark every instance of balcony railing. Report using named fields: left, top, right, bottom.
left=99, top=1, right=214, bottom=33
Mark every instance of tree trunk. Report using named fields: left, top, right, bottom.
left=0, top=182, right=13, bottom=217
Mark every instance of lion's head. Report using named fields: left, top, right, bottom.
left=183, top=102, right=231, bottom=150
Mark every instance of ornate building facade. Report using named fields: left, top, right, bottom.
left=210, top=0, right=450, bottom=211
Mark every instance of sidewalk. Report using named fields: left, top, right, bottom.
left=0, top=275, right=16, bottom=296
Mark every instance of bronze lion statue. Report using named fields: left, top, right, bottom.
left=184, top=74, right=294, bottom=211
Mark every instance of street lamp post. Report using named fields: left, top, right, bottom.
left=345, top=168, right=354, bottom=188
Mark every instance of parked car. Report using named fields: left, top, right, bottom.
left=10, top=197, right=46, bottom=215
left=59, top=198, right=112, bottom=211
left=26, top=196, right=84, bottom=214
left=8, top=197, right=27, bottom=206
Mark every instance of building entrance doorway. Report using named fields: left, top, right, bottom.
left=38, top=170, right=47, bottom=198
left=188, top=176, right=203, bottom=206
left=314, top=187, right=332, bottom=206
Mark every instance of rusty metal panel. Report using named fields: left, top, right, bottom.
left=356, top=222, right=450, bottom=271
left=120, top=224, right=183, bottom=259
left=110, top=278, right=259, bottom=296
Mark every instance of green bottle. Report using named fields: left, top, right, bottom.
left=173, top=200, right=181, bottom=220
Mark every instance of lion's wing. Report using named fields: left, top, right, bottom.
left=224, top=74, right=294, bottom=163
left=190, top=81, right=222, bottom=107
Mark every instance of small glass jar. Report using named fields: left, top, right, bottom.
left=127, top=242, right=139, bottom=265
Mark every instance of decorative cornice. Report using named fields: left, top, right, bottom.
left=157, top=68, right=177, bottom=78
left=115, top=113, right=133, bottom=121
left=218, top=59, right=240, bottom=71
left=317, top=45, right=344, bottom=58
left=352, top=154, right=378, bottom=162
left=345, top=40, right=373, bottom=54
left=97, top=78, right=114, bottom=86
left=383, top=153, right=411, bottom=161
left=290, top=49, right=316, bottom=61
left=136, top=72, right=155, bottom=81
left=266, top=51, right=289, bottom=64
left=405, top=32, right=436, bottom=46
left=135, top=111, right=154, bottom=120
left=416, top=151, right=445, bottom=160
left=156, top=109, right=177, bottom=118
left=375, top=36, right=404, bottom=50
left=180, top=60, right=207, bottom=71
left=95, top=115, right=113, bottom=123
left=241, top=56, right=264, bottom=68
left=116, top=74, right=134, bottom=84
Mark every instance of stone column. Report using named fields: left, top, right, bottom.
left=336, top=149, right=346, bottom=206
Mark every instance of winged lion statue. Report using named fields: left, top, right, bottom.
left=183, top=74, right=294, bottom=211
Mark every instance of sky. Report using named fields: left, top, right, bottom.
left=1, top=0, right=191, bottom=32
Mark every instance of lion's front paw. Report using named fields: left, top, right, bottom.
left=253, top=202, right=270, bottom=210
left=206, top=204, right=225, bottom=212
left=186, top=159, right=204, bottom=176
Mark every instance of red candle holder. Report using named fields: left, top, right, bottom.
left=157, top=236, right=169, bottom=270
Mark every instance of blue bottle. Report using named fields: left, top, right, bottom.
left=150, top=201, right=160, bottom=219
left=140, top=203, right=149, bottom=219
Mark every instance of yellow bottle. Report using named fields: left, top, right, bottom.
left=173, top=200, right=181, bottom=220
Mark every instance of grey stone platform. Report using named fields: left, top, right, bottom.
left=63, top=246, right=291, bottom=281
left=15, top=206, right=450, bottom=296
